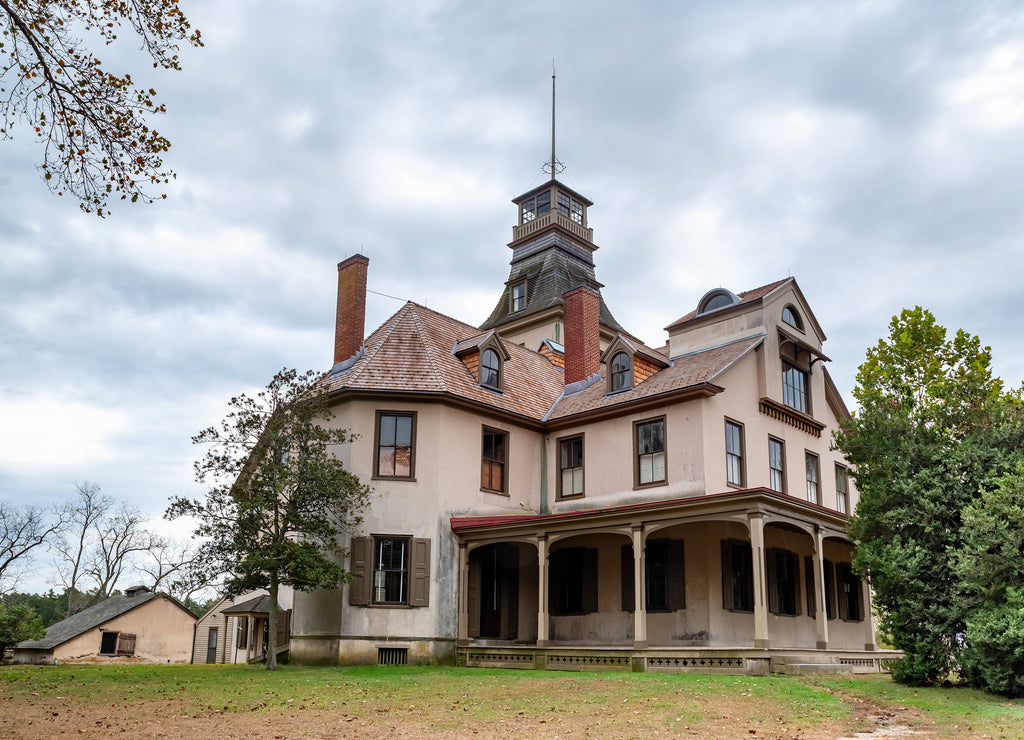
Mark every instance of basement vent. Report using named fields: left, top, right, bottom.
left=377, top=647, right=408, bottom=666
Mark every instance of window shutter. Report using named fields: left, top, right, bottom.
left=467, top=556, right=481, bottom=636
left=582, top=548, right=599, bottom=614
left=837, top=563, right=849, bottom=621
left=348, top=536, right=370, bottom=605
left=277, top=609, right=291, bottom=647
left=791, top=552, right=802, bottom=616
left=116, top=633, right=136, bottom=656
left=410, top=538, right=431, bottom=607
left=766, top=549, right=779, bottom=614
left=621, top=545, right=635, bottom=612
left=721, top=540, right=734, bottom=610
left=549, top=550, right=564, bottom=616
left=804, top=556, right=816, bottom=618
left=824, top=559, right=835, bottom=619
left=667, top=540, right=686, bottom=611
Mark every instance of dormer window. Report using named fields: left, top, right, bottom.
left=782, top=305, right=804, bottom=331
left=481, top=348, right=502, bottom=390
left=610, top=351, right=632, bottom=392
left=510, top=282, right=526, bottom=313
left=697, top=288, right=740, bottom=315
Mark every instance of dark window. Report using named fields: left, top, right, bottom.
left=570, top=198, right=583, bottom=224
left=805, top=452, right=820, bottom=504
left=550, top=547, right=597, bottom=615
left=373, top=537, right=409, bottom=605
left=726, top=420, right=744, bottom=486
left=610, top=351, right=632, bottom=391
left=699, top=290, right=735, bottom=314
left=558, top=436, right=584, bottom=498
left=805, top=556, right=816, bottom=618
left=521, top=197, right=536, bottom=222
left=557, top=191, right=570, bottom=216
left=767, top=548, right=800, bottom=616
left=480, top=348, right=501, bottom=389
left=835, top=465, right=849, bottom=514
left=536, top=189, right=551, bottom=215
left=205, top=628, right=217, bottom=664
left=101, top=631, right=118, bottom=655
left=769, top=437, right=785, bottom=493
left=510, top=283, right=526, bottom=313
left=236, top=616, right=248, bottom=649
left=782, top=361, right=809, bottom=413
left=837, top=562, right=863, bottom=621
left=721, top=539, right=754, bottom=612
left=824, top=559, right=836, bottom=619
left=635, top=418, right=666, bottom=486
left=375, top=412, right=415, bottom=478
left=782, top=305, right=804, bottom=330
left=621, top=540, right=686, bottom=612
left=481, top=427, right=507, bottom=493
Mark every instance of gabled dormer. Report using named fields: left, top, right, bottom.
left=454, top=330, right=511, bottom=392
left=600, top=335, right=670, bottom=394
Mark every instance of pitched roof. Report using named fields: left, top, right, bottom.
left=222, top=594, right=279, bottom=615
left=324, top=302, right=566, bottom=421
left=665, top=278, right=791, bottom=331
left=16, top=592, right=194, bottom=651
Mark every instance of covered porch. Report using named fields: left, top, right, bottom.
left=222, top=596, right=291, bottom=665
left=451, top=488, right=898, bottom=675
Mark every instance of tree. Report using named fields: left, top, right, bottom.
left=167, top=368, right=372, bottom=670
left=82, top=501, right=161, bottom=604
left=836, top=307, right=1024, bottom=685
left=955, top=458, right=1024, bottom=696
left=53, top=481, right=112, bottom=616
left=1, top=0, right=202, bottom=215
left=0, top=501, right=65, bottom=595
left=0, top=601, right=44, bottom=660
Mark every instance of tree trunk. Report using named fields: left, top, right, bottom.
left=265, top=577, right=278, bottom=670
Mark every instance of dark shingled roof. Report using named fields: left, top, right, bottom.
left=222, top=594, right=277, bottom=615
left=16, top=592, right=194, bottom=651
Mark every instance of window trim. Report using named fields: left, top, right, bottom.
left=633, top=416, right=667, bottom=489
left=480, top=347, right=502, bottom=390
left=782, top=304, right=805, bottom=332
left=805, top=451, right=820, bottom=504
left=371, top=535, right=410, bottom=606
left=835, top=464, right=849, bottom=514
left=609, top=350, right=633, bottom=393
left=725, top=418, right=746, bottom=488
left=782, top=360, right=811, bottom=415
left=481, top=426, right=509, bottom=495
left=556, top=434, right=585, bottom=500
left=373, top=411, right=417, bottom=481
left=768, top=436, right=786, bottom=493
left=510, top=282, right=526, bottom=313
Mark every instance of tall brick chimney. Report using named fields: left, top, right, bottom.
left=334, top=254, right=369, bottom=365
left=562, top=286, right=601, bottom=385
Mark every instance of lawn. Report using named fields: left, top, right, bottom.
left=2, top=664, right=1022, bottom=739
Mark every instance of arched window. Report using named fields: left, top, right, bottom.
left=610, top=351, right=632, bottom=392
left=697, top=288, right=739, bottom=315
left=480, top=348, right=501, bottom=389
left=782, top=305, right=804, bottom=331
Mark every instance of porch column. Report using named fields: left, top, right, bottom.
left=813, top=528, right=829, bottom=650
left=749, top=513, right=770, bottom=649
left=537, top=535, right=549, bottom=647
left=457, top=543, right=469, bottom=645
left=632, top=526, right=647, bottom=648
left=862, top=577, right=876, bottom=650
left=247, top=618, right=254, bottom=662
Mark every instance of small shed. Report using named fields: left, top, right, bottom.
left=14, top=586, right=197, bottom=665
left=193, top=587, right=292, bottom=664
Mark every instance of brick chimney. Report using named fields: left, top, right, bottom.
left=562, top=286, right=601, bottom=385
left=334, top=254, right=369, bottom=365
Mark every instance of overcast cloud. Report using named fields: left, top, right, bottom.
left=3, top=1, right=1023, bottom=589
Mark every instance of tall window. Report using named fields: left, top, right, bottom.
left=782, top=361, right=809, bottom=413
left=480, top=348, right=501, bottom=389
left=559, top=436, right=584, bottom=498
left=373, top=537, right=409, bottom=605
left=835, top=465, right=849, bottom=514
left=481, top=427, right=507, bottom=493
left=767, top=548, right=800, bottom=616
left=635, top=417, right=666, bottom=486
left=721, top=539, right=754, bottom=612
left=837, top=562, right=863, bottom=621
left=610, top=351, right=632, bottom=391
left=550, top=547, right=597, bottom=615
left=621, top=540, right=686, bottom=612
left=726, top=420, right=745, bottom=487
left=805, top=452, right=820, bottom=504
left=769, top=438, right=785, bottom=493
left=375, top=412, right=415, bottom=478
left=510, top=283, right=526, bottom=313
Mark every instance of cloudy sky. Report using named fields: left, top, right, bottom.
left=3, top=1, right=1023, bottom=587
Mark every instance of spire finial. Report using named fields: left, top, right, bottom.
left=544, top=60, right=564, bottom=177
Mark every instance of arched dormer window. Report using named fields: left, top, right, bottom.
left=697, top=288, right=740, bottom=315
left=610, top=351, right=632, bottom=392
left=480, top=348, right=501, bottom=390
left=782, top=305, right=804, bottom=331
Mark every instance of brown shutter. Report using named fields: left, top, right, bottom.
left=276, top=609, right=291, bottom=647
left=804, top=557, right=816, bottom=618
left=549, top=550, right=564, bottom=616
left=349, top=536, right=371, bottom=605
left=468, top=555, right=481, bottom=636
left=116, top=633, right=136, bottom=656
left=766, top=549, right=779, bottom=614
left=721, top=540, right=734, bottom=610
left=824, top=559, right=835, bottom=619
left=791, top=552, right=802, bottom=616
left=667, top=540, right=686, bottom=611
left=581, top=548, right=598, bottom=614
left=621, top=545, right=635, bottom=612
left=410, top=538, right=431, bottom=607
left=837, top=563, right=849, bottom=621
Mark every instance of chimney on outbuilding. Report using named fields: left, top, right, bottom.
left=334, top=254, right=369, bottom=365
left=562, top=286, right=601, bottom=386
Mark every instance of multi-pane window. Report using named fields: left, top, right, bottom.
left=726, top=420, right=744, bottom=486
left=510, top=283, right=526, bottom=313
left=721, top=539, right=754, bottom=612
left=782, top=306, right=803, bottom=330
left=480, top=348, right=501, bottom=389
left=376, top=412, right=414, bottom=478
left=536, top=190, right=551, bottom=215
left=805, top=452, right=820, bottom=504
left=610, top=352, right=631, bottom=391
left=481, top=428, right=507, bottom=493
left=837, top=562, right=863, bottom=621
left=559, top=436, right=584, bottom=497
left=767, top=548, right=800, bottom=616
left=782, top=361, right=809, bottom=413
left=555, top=191, right=585, bottom=224
left=621, top=540, right=686, bottom=612
left=373, top=537, right=409, bottom=605
left=769, top=438, right=785, bottom=493
left=835, top=465, right=849, bottom=514
left=635, top=418, right=666, bottom=486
